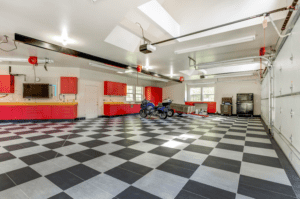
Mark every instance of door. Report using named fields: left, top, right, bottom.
left=85, top=85, right=99, bottom=119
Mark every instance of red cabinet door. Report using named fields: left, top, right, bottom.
left=52, top=106, right=77, bottom=119
left=61, top=77, right=78, bottom=94
left=0, top=75, right=14, bottom=93
left=60, top=77, right=69, bottom=94
left=69, top=77, right=78, bottom=94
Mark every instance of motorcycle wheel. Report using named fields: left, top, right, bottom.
left=159, top=112, right=168, bottom=119
left=139, top=110, right=147, bottom=118
left=167, top=109, right=174, bottom=117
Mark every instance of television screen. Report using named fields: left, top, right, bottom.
left=23, top=84, right=50, bottom=98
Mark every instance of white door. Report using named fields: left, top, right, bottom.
left=85, top=85, right=98, bottom=119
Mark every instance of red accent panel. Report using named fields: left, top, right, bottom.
left=104, top=81, right=127, bottom=96
left=185, top=102, right=217, bottom=114
left=0, top=75, right=15, bottom=93
left=145, top=87, right=162, bottom=106
left=104, top=104, right=140, bottom=116
left=60, top=77, right=78, bottom=94
left=0, top=105, right=77, bottom=120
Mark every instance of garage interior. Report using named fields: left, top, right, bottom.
left=0, top=0, right=300, bottom=198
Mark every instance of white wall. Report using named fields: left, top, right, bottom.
left=261, top=13, right=300, bottom=176
left=0, top=65, right=157, bottom=118
left=163, top=76, right=261, bottom=115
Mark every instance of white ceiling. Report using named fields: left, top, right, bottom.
left=0, top=0, right=293, bottom=81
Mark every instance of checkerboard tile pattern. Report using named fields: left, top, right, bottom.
left=0, top=115, right=298, bottom=199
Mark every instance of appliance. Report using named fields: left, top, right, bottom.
left=236, top=93, right=254, bottom=117
left=139, top=44, right=157, bottom=54
left=23, top=83, right=50, bottom=98
left=89, top=62, right=126, bottom=72
left=174, top=35, right=256, bottom=54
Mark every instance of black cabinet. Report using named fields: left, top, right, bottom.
left=237, top=93, right=254, bottom=117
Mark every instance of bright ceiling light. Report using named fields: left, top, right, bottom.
left=179, top=69, right=201, bottom=76
left=89, top=62, right=126, bottom=72
left=197, top=59, right=255, bottom=69
left=174, top=35, right=256, bottom=54
left=53, top=28, right=75, bottom=46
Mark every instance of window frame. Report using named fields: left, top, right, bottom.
left=189, top=86, right=215, bottom=102
left=126, top=85, right=144, bottom=102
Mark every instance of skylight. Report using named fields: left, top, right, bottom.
left=138, top=0, right=180, bottom=38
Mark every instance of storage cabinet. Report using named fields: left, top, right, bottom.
left=104, top=81, right=127, bottom=96
left=0, top=75, right=14, bottom=93
left=104, top=104, right=140, bottom=116
left=145, top=87, right=162, bottom=106
left=185, top=102, right=217, bottom=114
left=60, top=77, right=78, bottom=94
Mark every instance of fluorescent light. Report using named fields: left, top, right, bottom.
left=197, top=59, right=255, bottom=69
left=89, top=62, right=126, bottom=72
left=138, top=0, right=180, bottom=38
left=0, top=58, right=54, bottom=63
left=213, top=73, right=254, bottom=78
left=53, top=28, right=75, bottom=46
left=188, top=82, right=216, bottom=85
left=175, top=35, right=256, bottom=54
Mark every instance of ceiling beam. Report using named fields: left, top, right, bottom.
left=14, top=33, right=181, bottom=83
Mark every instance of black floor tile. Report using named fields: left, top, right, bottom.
left=173, top=138, right=196, bottom=144
left=0, top=152, right=16, bottom=162
left=228, top=129, right=246, bottom=133
left=67, top=152, right=95, bottom=163
left=67, top=164, right=100, bottom=180
left=202, top=156, right=241, bottom=173
left=183, top=144, right=213, bottom=155
left=27, top=134, right=52, bottom=141
left=14, top=131, right=37, bottom=135
left=246, top=133, right=269, bottom=139
left=188, top=131, right=206, bottom=136
left=223, top=135, right=245, bottom=140
left=199, top=136, right=222, bottom=142
left=245, top=141, right=273, bottom=149
left=3, top=144, right=24, bottom=151
left=0, top=136, right=22, bottom=142
left=164, top=132, right=184, bottom=136
left=242, top=153, right=282, bottom=168
left=115, top=133, right=136, bottom=138
left=182, top=180, right=236, bottom=199
left=110, top=148, right=144, bottom=160
left=19, top=154, right=46, bottom=165
left=113, top=139, right=139, bottom=147
left=175, top=189, right=206, bottom=199
left=119, top=162, right=153, bottom=176
left=143, top=138, right=168, bottom=145
left=105, top=167, right=143, bottom=184
left=232, top=125, right=247, bottom=128
left=38, top=150, right=62, bottom=160
left=58, top=134, right=82, bottom=139
left=216, top=143, right=244, bottom=152
left=238, top=182, right=295, bottom=199
left=239, top=175, right=296, bottom=198
left=48, top=192, right=73, bottom=199
left=68, top=129, right=88, bottom=133
left=247, top=128, right=266, bottom=132
left=115, top=186, right=161, bottom=199
left=43, top=141, right=74, bottom=149
left=46, top=170, right=83, bottom=190
left=0, top=174, right=16, bottom=191
left=141, top=132, right=160, bottom=137
left=149, top=146, right=180, bottom=157
left=209, top=130, right=227, bottom=134
left=6, top=167, right=41, bottom=185
left=80, top=149, right=105, bottom=158
left=88, top=133, right=110, bottom=139
left=157, top=159, right=199, bottom=178
left=92, top=129, right=111, bottom=133
left=79, top=140, right=108, bottom=148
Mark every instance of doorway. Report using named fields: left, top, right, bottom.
left=85, top=85, right=99, bottom=119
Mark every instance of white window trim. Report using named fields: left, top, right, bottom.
left=189, top=86, right=215, bottom=102
left=126, top=85, right=144, bottom=102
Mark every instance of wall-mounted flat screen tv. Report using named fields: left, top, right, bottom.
left=23, top=83, right=50, bottom=98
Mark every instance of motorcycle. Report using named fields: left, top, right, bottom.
left=140, top=99, right=173, bottom=119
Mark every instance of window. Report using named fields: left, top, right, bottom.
left=190, top=88, right=201, bottom=101
left=126, top=86, right=134, bottom=101
left=136, top=86, right=143, bottom=102
left=203, top=87, right=214, bottom=101
left=126, top=85, right=144, bottom=102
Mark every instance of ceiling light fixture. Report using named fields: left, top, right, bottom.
left=174, top=35, right=256, bottom=54
left=89, top=62, right=126, bottom=72
left=53, top=28, right=75, bottom=46
left=197, top=59, right=255, bottom=69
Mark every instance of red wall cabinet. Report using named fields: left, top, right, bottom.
left=60, top=77, right=78, bottom=94
left=145, top=86, right=162, bottom=106
left=0, top=75, right=14, bottom=93
left=104, top=81, right=127, bottom=96
left=104, top=104, right=140, bottom=116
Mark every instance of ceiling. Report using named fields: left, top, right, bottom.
left=0, top=0, right=293, bottom=81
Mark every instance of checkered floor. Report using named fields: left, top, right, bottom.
left=0, top=115, right=298, bottom=199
